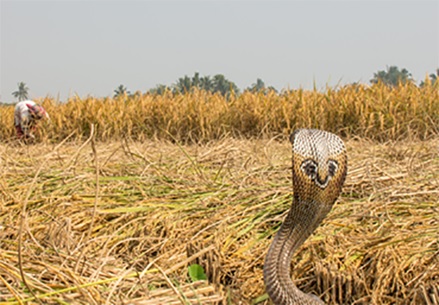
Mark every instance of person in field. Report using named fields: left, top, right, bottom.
left=14, top=100, right=50, bottom=139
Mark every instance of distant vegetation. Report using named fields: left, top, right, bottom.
left=4, top=66, right=437, bottom=143
left=11, top=81, right=29, bottom=101
left=145, top=67, right=439, bottom=97
left=113, top=84, right=131, bottom=98
left=370, top=66, right=438, bottom=87
left=370, top=66, right=413, bottom=86
left=9, top=66, right=438, bottom=102
left=148, top=72, right=241, bottom=98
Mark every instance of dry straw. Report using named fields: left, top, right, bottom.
left=0, top=82, right=437, bottom=304
left=0, top=134, right=437, bottom=304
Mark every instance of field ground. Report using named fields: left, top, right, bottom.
left=0, top=137, right=438, bottom=304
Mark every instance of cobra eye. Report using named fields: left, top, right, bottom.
left=328, top=160, right=338, bottom=177
left=301, top=160, right=318, bottom=178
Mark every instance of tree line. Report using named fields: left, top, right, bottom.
left=114, top=66, right=439, bottom=98
left=115, top=73, right=276, bottom=98
left=10, top=66, right=439, bottom=101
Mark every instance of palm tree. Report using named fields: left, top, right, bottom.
left=174, top=75, right=193, bottom=94
left=212, top=74, right=239, bottom=97
left=420, top=68, right=439, bottom=87
left=114, top=84, right=130, bottom=98
left=12, top=82, right=29, bottom=101
left=370, top=66, right=413, bottom=86
left=247, top=78, right=266, bottom=92
left=149, top=84, right=170, bottom=95
left=192, top=72, right=201, bottom=89
left=200, top=76, right=213, bottom=91
left=430, top=68, right=439, bottom=83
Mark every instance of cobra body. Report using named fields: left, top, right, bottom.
left=263, top=129, right=347, bottom=305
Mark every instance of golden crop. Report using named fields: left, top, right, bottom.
left=0, top=81, right=437, bottom=303
left=0, top=81, right=437, bottom=142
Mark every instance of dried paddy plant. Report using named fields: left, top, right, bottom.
left=0, top=135, right=437, bottom=304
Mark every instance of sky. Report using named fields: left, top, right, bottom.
left=0, top=0, right=438, bottom=102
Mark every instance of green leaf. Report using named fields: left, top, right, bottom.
left=187, top=264, right=207, bottom=282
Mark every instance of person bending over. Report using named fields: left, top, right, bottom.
left=14, top=100, right=50, bottom=140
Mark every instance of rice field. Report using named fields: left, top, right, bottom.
left=0, top=82, right=438, bottom=143
left=0, top=83, right=438, bottom=304
left=0, top=135, right=437, bottom=304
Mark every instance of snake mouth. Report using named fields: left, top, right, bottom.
left=300, top=159, right=339, bottom=189
left=315, top=174, right=331, bottom=189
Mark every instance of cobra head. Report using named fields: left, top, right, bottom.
left=290, top=129, right=347, bottom=212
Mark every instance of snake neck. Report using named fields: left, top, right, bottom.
left=263, top=199, right=329, bottom=305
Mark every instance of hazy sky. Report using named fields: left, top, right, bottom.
left=1, top=0, right=438, bottom=101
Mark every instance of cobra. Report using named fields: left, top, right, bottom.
left=263, top=129, right=348, bottom=305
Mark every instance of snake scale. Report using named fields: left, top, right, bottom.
left=263, top=129, right=348, bottom=305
